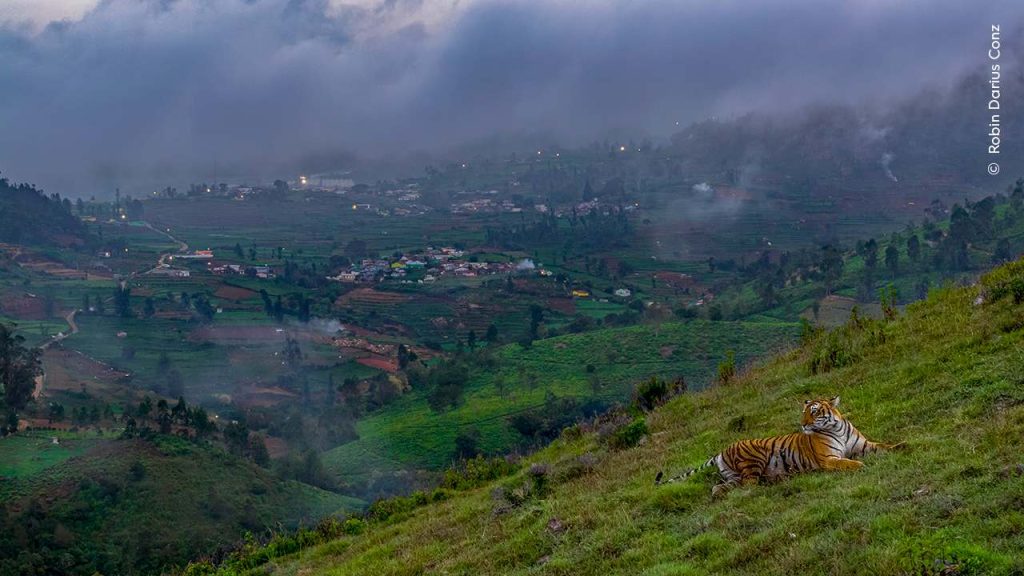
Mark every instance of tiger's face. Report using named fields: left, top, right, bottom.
left=801, top=396, right=842, bottom=433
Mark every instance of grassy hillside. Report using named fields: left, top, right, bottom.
left=0, top=432, right=362, bottom=576
left=191, top=260, right=1024, bottom=575
left=324, top=319, right=800, bottom=485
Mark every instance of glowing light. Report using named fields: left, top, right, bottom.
left=619, top=145, right=626, bottom=152
left=352, top=204, right=358, bottom=210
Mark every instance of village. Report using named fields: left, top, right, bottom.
left=326, top=246, right=522, bottom=284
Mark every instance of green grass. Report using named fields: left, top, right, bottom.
left=213, top=260, right=1024, bottom=576
left=324, top=319, right=800, bottom=479
left=0, top=430, right=104, bottom=483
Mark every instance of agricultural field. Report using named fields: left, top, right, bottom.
left=324, top=319, right=801, bottom=484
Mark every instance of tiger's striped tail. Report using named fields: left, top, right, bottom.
left=655, top=456, right=717, bottom=485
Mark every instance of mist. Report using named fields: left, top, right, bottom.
left=0, top=0, right=1020, bottom=195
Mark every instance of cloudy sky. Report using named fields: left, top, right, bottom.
left=0, top=0, right=1020, bottom=195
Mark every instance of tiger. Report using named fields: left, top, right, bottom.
left=654, top=396, right=902, bottom=496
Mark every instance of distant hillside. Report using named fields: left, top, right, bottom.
left=189, top=258, right=1024, bottom=575
left=323, top=319, right=800, bottom=499
left=0, top=176, right=87, bottom=246
left=0, top=434, right=362, bottom=576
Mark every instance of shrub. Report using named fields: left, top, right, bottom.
left=440, top=455, right=518, bottom=491
left=556, top=452, right=599, bottom=482
left=717, top=350, right=736, bottom=385
left=632, top=376, right=681, bottom=411
left=607, top=417, right=648, bottom=450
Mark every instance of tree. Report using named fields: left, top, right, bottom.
left=467, top=330, right=477, bottom=350
left=906, top=234, right=921, bottom=263
left=994, top=238, right=1013, bottom=264
left=884, top=244, right=899, bottom=275
left=273, top=296, right=284, bottom=322
left=156, top=399, right=172, bottom=434
left=143, top=297, right=156, bottom=318
left=137, top=396, right=153, bottom=422
left=191, top=294, right=215, bottom=321
left=426, top=362, right=469, bottom=412
left=223, top=420, right=250, bottom=456
left=485, top=323, right=499, bottom=344
left=250, top=435, right=270, bottom=467
left=282, top=337, right=303, bottom=369
left=171, top=396, right=189, bottom=424
left=820, top=244, right=844, bottom=294
left=272, top=179, right=289, bottom=199
left=114, top=285, right=132, bottom=317
left=863, top=239, right=879, bottom=269
left=0, top=324, right=42, bottom=414
left=234, top=242, right=244, bottom=258
left=397, top=344, right=416, bottom=370
left=454, top=427, right=481, bottom=460
left=528, top=304, right=544, bottom=340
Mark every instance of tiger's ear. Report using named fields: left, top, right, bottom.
left=830, top=395, right=840, bottom=407
left=804, top=399, right=811, bottom=405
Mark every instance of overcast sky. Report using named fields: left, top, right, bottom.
left=0, top=0, right=1021, bottom=195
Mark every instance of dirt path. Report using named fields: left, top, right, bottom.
left=33, top=309, right=80, bottom=399
left=141, top=221, right=189, bottom=274
left=29, top=223, right=179, bottom=401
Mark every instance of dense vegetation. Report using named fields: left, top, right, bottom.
left=0, top=433, right=360, bottom=576
left=180, top=257, right=1024, bottom=575
left=0, top=177, right=87, bottom=246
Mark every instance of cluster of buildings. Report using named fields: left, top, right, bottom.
left=210, top=262, right=275, bottom=279
left=450, top=195, right=525, bottom=214
left=326, top=246, right=521, bottom=284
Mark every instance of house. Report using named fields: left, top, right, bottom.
left=150, top=267, right=190, bottom=278
left=179, top=249, right=214, bottom=259
left=614, top=288, right=632, bottom=298
left=572, top=289, right=590, bottom=298
left=253, top=265, right=273, bottom=279
left=327, top=271, right=358, bottom=283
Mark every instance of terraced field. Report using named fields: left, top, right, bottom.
left=323, top=319, right=801, bottom=482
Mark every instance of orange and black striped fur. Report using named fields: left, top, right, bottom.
left=654, top=396, right=901, bottom=496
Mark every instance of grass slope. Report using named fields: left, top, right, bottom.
left=324, top=320, right=800, bottom=480
left=233, top=267, right=1024, bottom=575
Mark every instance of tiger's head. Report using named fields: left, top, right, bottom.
left=801, top=396, right=843, bottom=434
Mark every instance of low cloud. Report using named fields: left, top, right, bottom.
left=0, top=0, right=1019, bottom=195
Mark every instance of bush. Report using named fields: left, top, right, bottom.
left=606, top=417, right=649, bottom=450
left=440, top=456, right=518, bottom=491
left=717, top=350, right=736, bottom=384
left=632, top=376, right=685, bottom=411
